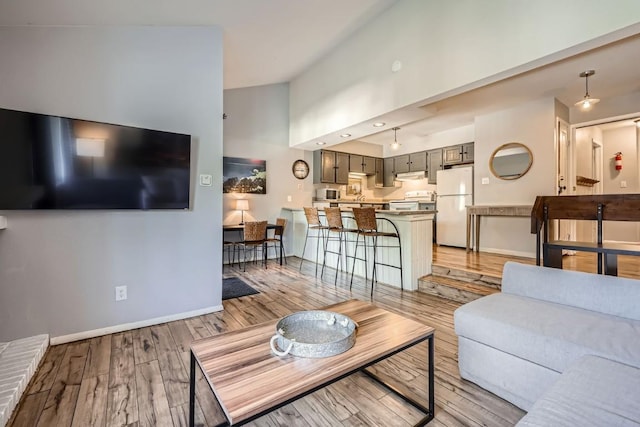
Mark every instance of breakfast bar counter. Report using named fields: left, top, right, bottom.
left=282, top=208, right=434, bottom=291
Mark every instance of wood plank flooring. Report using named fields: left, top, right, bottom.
left=9, top=254, right=530, bottom=427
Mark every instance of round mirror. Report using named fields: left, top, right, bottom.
left=489, top=142, right=533, bottom=180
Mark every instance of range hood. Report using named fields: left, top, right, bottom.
left=395, top=171, right=426, bottom=181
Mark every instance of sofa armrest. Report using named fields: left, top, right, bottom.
left=501, top=262, right=640, bottom=321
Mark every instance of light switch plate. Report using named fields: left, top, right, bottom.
left=199, top=174, right=212, bottom=186
left=481, top=177, right=490, bottom=185
left=621, top=180, right=627, bottom=188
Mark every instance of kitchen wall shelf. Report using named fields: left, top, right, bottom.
left=576, top=176, right=599, bottom=187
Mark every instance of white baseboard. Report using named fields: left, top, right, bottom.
left=50, top=304, right=224, bottom=345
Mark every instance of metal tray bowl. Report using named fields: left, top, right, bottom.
left=270, top=310, right=357, bottom=358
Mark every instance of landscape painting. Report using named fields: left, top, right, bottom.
left=223, top=157, right=267, bottom=194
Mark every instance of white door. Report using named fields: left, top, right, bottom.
left=556, top=118, right=574, bottom=242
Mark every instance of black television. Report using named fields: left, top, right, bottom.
left=0, top=108, right=191, bottom=210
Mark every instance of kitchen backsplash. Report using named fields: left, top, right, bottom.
left=314, top=176, right=436, bottom=200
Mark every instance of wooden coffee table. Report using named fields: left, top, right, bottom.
left=189, top=299, right=435, bottom=426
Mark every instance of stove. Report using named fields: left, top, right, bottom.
left=388, top=190, right=436, bottom=211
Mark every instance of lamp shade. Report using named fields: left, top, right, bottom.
left=236, top=199, right=249, bottom=211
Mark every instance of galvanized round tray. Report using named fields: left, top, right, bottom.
left=270, top=310, right=357, bottom=358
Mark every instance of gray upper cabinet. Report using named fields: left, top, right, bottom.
left=427, top=148, right=442, bottom=184
left=313, top=150, right=350, bottom=184
left=462, top=142, right=474, bottom=163
left=383, top=157, right=395, bottom=187
left=335, top=152, right=350, bottom=184
left=443, top=142, right=474, bottom=166
left=349, top=154, right=376, bottom=175
left=363, top=156, right=376, bottom=175
left=394, top=154, right=410, bottom=174
left=349, top=154, right=364, bottom=173
left=409, top=151, right=427, bottom=172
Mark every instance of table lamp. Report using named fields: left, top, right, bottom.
left=236, top=199, right=249, bottom=225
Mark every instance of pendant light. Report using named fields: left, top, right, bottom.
left=575, top=70, right=600, bottom=110
left=390, top=127, right=401, bottom=150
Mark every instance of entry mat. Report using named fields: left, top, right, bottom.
left=222, top=277, right=260, bottom=300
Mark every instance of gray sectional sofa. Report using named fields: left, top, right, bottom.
left=454, top=261, right=640, bottom=426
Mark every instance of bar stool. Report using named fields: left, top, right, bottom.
left=299, top=207, right=330, bottom=276
left=321, top=207, right=358, bottom=285
left=349, top=207, right=403, bottom=297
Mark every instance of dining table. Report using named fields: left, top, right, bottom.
left=223, top=223, right=284, bottom=265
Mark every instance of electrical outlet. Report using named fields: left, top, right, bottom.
left=287, top=195, right=292, bottom=202
left=115, top=285, right=127, bottom=301
left=621, top=180, right=627, bottom=188
left=199, top=174, right=212, bottom=186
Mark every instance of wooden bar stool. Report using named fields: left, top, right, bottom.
left=349, top=207, right=403, bottom=297
left=300, top=207, right=329, bottom=276
left=321, top=207, right=357, bottom=285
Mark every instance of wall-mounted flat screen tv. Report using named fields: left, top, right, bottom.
left=0, top=108, right=191, bottom=210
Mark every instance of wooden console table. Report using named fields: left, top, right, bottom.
left=466, top=205, right=533, bottom=252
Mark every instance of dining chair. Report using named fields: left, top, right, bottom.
left=266, top=217, right=287, bottom=264
left=237, top=220, right=268, bottom=271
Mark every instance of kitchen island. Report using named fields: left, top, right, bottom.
left=282, top=208, right=434, bottom=291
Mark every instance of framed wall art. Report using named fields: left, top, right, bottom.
left=223, top=157, right=267, bottom=194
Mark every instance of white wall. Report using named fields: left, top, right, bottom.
left=222, top=84, right=313, bottom=253
left=290, top=0, right=640, bottom=145
left=602, top=125, right=640, bottom=241
left=473, top=98, right=557, bottom=257
left=0, top=26, right=223, bottom=341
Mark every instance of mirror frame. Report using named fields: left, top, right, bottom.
left=489, top=142, right=533, bottom=180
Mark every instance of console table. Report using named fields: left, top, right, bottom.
left=466, top=205, right=533, bottom=252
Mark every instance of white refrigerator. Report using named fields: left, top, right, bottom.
left=436, top=166, right=473, bottom=247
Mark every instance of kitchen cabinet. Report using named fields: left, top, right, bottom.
left=443, top=142, right=474, bottom=166
left=393, top=154, right=410, bottom=174
left=313, top=150, right=350, bottom=184
left=393, top=152, right=427, bottom=173
left=409, top=151, right=427, bottom=172
left=349, top=154, right=376, bottom=175
left=427, top=149, right=442, bottom=184
left=383, top=157, right=395, bottom=187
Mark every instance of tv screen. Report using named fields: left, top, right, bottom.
left=0, top=108, right=191, bottom=210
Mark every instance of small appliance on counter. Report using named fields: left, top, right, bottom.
left=316, top=188, right=340, bottom=201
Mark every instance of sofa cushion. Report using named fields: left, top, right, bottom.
left=502, top=262, right=640, bottom=321
left=516, top=355, right=640, bottom=426
left=454, top=293, right=640, bottom=373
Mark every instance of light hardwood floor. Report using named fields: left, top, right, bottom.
left=9, top=254, right=531, bottom=427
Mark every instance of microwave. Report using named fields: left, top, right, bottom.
left=316, top=188, right=340, bottom=200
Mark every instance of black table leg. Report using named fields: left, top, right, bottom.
left=189, top=351, right=196, bottom=427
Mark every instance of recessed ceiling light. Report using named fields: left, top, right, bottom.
left=340, top=133, right=351, bottom=138
left=316, top=141, right=326, bottom=145
left=373, top=122, right=385, bottom=127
